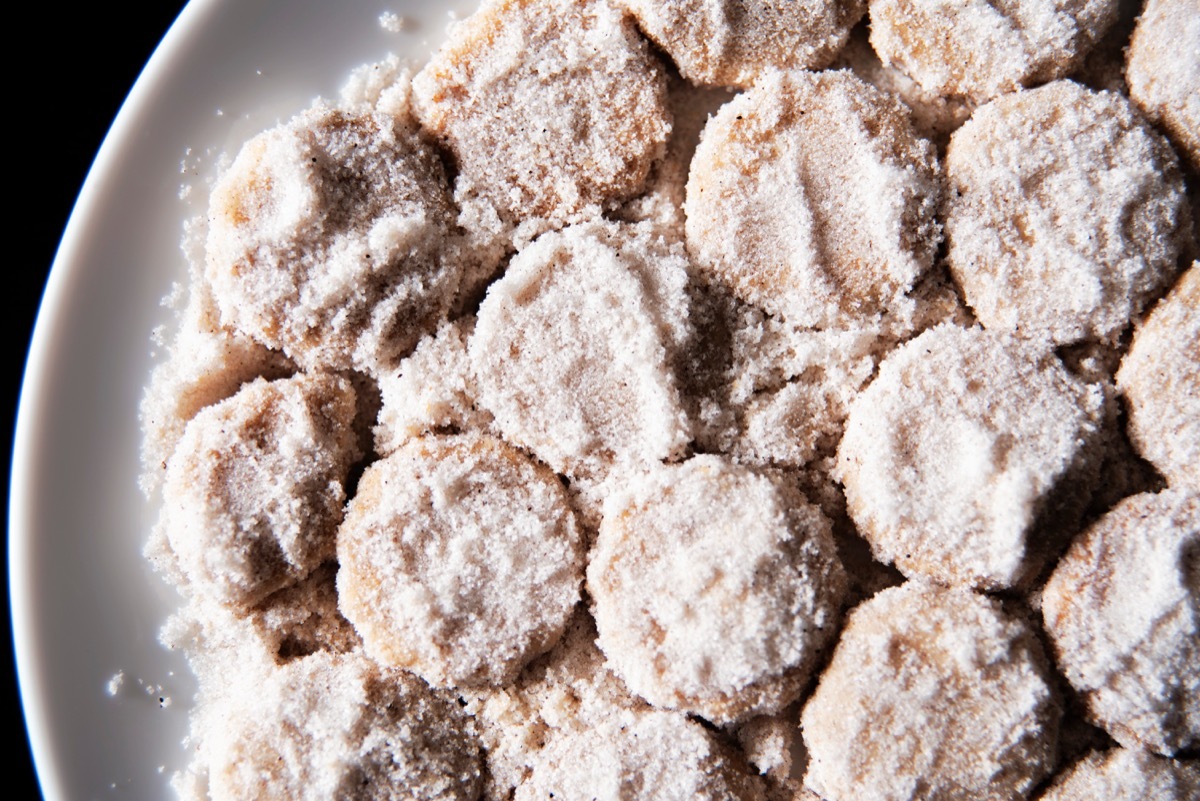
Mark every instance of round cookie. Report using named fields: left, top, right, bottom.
left=412, top=0, right=671, bottom=238
left=945, top=80, right=1193, bottom=346
left=1042, top=489, right=1199, bottom=756
left=619, top=0, right=865, bottom=88
left=1116, top=266, right=1199, bottom=492
left=209, top=652, right=483, bottom=801
left=801, top=581, right=1062, bottom=801
left=869, top=0, right=1119, bottom=102
left=1126, top=0, right=1200, bottom=171
left=588, top=455, right=847, bottom=725
left=205, top=103, right=463, bottom=373
left=337, top=433, right=584, bottom=688
left=157, top=373, right=360, bottom=607
left=1037, top=748, right=1200, bottom=801
left=836, top=324, right=1105, bottom=591
left=469, top=219, right=693, bottom=480
left=686, top=69, right=941, bottom=329
left=515, top=707, right=766, bottom=801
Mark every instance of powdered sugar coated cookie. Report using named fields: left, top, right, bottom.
left=836, top=324, right=1106, bottom=590
left=337, top=433, right=583, bottom=687
left=686, top=70, right=941, bottom=329
left=619, top=0, right=865, bottom=88
left=588, top=455, right=846, bottom=724
left=945, top=80, right=1193, bottom=345
left=801, top=581, right=1062, bottom=801
left=1042, top=489, right=1200, bottom=756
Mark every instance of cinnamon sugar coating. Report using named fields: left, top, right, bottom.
left=205, top=101, right=465, bottom=373
left=945, top=80, right=1193, bottom=346
left=801, top=582, right=1062, bottom=801
left=1042, top=490, right=1200, bottom=756
left=465, top=611, right=768, bottom=800
left=412, top=0, right=671, bottom=241
left=142, top=1, right=1200, bottom=797
left=686, top=69, right=941, bottom=329
left=337, top=433, right=583, bottom=688
left=373, top=317, right=494, bottom=456
left=153, top=373, right=360, bottom=607
left=1116, top=265, right=1200, bottom=492
left=618, top=0, right=865, bottom=88
left=869, top=0, right=1119, bottom=102
left=833, top=22, right=975, bottom=149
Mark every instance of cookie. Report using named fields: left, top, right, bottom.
left=1037, top=748, right=1200, bottom=801
left=686, top=69, right=941, bottom=329
left=801, top=581, right=1062, bottom=801
left=945, top=80, right=1193, bottom=345
left=619, top=0, right=865, bottom=88
left=1042, top=489, right=1200, bottom=756
left=155, top=373, right=360, bottom=607
left=337, top=433, right=583, bottom=687
left=1116, top=265, right=1199, bottom=492
left=469, top=219, right=693, bottom=479
left=869, top=0, right=1119, bottom=101
left=836, top=324, right=1106, bottom=590
left=412, top=0, right=671, bottom=240
left=209, top=652, right=483, bottom=801
left=205, top=102, right=464, bottom=373
left=515, top=707, right=766, bottom=801
left=1126, top=0, right=1200, bottom=171
left=588, top=455, right=846, bottom=724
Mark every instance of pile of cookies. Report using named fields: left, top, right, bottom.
left=140, top=0, right=1199, bottom=799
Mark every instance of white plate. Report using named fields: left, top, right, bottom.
left=11, top=1, right=477, bottom=798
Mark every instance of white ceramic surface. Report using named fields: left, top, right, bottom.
left=11, top=2, right=476, bottom=798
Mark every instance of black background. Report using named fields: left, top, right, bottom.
left=10, top=3, right=190, bottom=797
